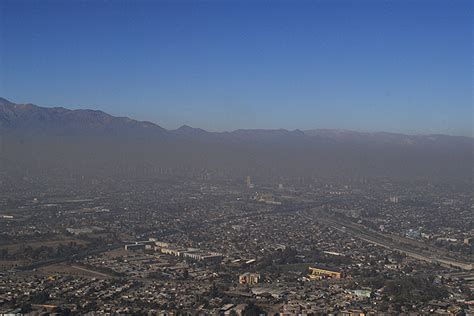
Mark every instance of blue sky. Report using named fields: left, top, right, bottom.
left=0, top=0, right=472, bottom=135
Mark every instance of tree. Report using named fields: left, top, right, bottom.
left=19, top=303, right=32, bottom=314
left=244, top=302, right=265, bottom=316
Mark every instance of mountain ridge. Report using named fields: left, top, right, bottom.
left=1, top=97, right=471, bottom=142
left=0, top=97, right=166, bottom=136
left=0, top=97, right=472, bottom=181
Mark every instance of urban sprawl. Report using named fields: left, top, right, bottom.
left=0, top=171, right=473, bottom=315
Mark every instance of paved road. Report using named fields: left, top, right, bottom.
left=299, top=210, right=473, bottom=271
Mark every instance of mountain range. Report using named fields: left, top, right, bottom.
left=0, top=97, right=472, bottom=180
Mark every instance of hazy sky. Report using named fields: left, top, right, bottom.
left=0, top=0, right=472, bottom=135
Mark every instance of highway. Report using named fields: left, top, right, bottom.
left=298, top=209, right=473, bottom=271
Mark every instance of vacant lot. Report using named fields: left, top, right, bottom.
left=0, top=238, right=88, bottom=252
left=39, top=263, right=113, bottom=279
left=0, top=259, right=28, bottom=270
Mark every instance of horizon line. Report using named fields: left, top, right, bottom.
left=1, top=96, right=472, bottom=138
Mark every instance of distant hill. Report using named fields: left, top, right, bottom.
left=0, top=97, right=165, bottom=136
left=0, top=97, right=472, bottom=180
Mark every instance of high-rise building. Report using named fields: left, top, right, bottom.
left=389, top=196, right=399, bottom=203
left=246, top=176, right=254, bottom=188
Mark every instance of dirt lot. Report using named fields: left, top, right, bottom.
left=0, top=260, right=28, bottom=270
left=102, top=248, right=129, bottom=258
left=39, top=263, right=113, bottom=279
left=0, top=237, right=88, bottom=252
